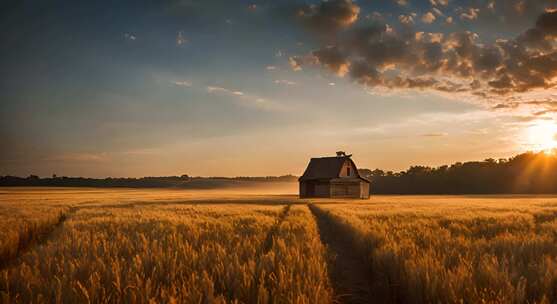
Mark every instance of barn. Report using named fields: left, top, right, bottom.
left=299, top=152, right=370, bottom=199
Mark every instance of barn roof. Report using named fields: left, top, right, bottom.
left=299, top=155, right=370, bottom=182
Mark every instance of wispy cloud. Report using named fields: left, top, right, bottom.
left=45, top=153, right=109, bottom=163
left=176, top=31, right=188, bottom=45
left=207, top=86, right=230, bottom=94
left=172, top=80, right=192, bottom=87
left=124, top=32, right=136, bottom=40
left=459, top=7, right=480, bottom=20
left=274, top=79, right=296, bottom=85
left=206, top=85, right=285, bottom=111
left=421, top=132, right=448, bottom=137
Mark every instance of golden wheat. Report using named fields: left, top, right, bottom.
left=3, top=189, right=557, bottom=303
left=0, top=188, right=330, bottom=303
left=316, top=196, right=557, bottom=303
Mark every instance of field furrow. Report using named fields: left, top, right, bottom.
left=309, top=204, right=374, bottom=304
left=253, top=205, right=333, bottom=303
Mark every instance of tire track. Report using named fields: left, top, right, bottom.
left=260, top=204, right=291, bottom=254
left=0, top=207, right=78, bottom=270
left=309, top=204, right=375, bottom=304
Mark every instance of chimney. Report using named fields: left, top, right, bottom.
left=336, top=151, right=346, bottom=157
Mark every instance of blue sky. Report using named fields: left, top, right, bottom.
left=2, top=0, right=557, bottom=177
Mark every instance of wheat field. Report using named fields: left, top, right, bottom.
left=2, top=188, right=557, bottom=303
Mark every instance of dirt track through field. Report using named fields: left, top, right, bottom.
left=309, top=204, right=374, bottom=304
left=260, top=204, right=291, bottom=254
left=0, top=207, right=78, bottom=270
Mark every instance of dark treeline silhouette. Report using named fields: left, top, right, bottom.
left=359, top=151, right=557, bottom=194
left=0, top=174, right=297, bottom=189
left=4, top=151, right=557, bottom=194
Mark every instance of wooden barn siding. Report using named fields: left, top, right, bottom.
left=330, top=182, right=361, bottom=198
left=315, top=183, right=330, bottom=197
left=300, top=180, right=370, bottom=199
left=299, top=181, right=331, bottom=198
left=360, top=182, right=370, bottom=199
left=299, top=182, right=307, bottom=197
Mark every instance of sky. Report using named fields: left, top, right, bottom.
left=2, top=0, right=557, bottom=177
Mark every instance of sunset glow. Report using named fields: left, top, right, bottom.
left=2, top=0, right=557, bottom=177
left=527, top=120, right=557, bottom=152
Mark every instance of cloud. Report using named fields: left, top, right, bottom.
left=514, top=1, right=526, bottom=15
left=124, top=32, right=136, bottom=41
left=274, top=79, right=296, bottom=85
left=460, top=8, right=480, bottom=20
left=445, top=16, right=454, bottom=24
left=173, top=80, right=192, bottom=87
left=207, top=86, right=244, bottom=96
left=207, top=86, right=229, bottom=94
left=432, top=8, right=444, bottom=17
left=206, top=85, right=285, bottom=111
left=46, top=153, right=109, bottom=163
left=176, top=31, right=188, bottom=45
left=367, top=11, right=384, bottom=22
left=430, top=0, right=449, bottom=6
left=511, top=116, right=553, bottom=123
left=289, top=3, right=557, bottom=109
left=421, top=12, right=437, bottom=24
left=289, top=57, right=303, bottom=71
left=266, top=65, right=277, bottom=70
left=312, top=46, right=350, bottom=76
left=421, top=132, right=448, bottom=137
left=395, top=0, right=408, bottom=6
left=296, top=0, right=359, bottom=34
left=399, top=14, right=415, bottom=25
left=492, top=103, right=519, bottom=110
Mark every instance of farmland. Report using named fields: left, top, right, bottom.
left=2, top=188, right=557, bottom=303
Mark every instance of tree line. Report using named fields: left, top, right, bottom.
left=358, top=151, right=557, bottom=194
left=4, top=151, right=557, bottom=194
left=0, top=175, right=298, bottom=189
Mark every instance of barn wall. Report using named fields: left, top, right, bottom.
left=299, top=182, right=307, bottom=197
left=299, top=181, right=331, bottom=198
left=360, top=182, right=370, bottom=199
left=331, top=182, right=361, bottom=198
left=314, top=183, right=331, bottom=197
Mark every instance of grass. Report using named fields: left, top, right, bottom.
left=1, top=188, right=557, bottom=303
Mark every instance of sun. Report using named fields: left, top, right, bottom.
left=526, top=120, right=557, bottom=152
